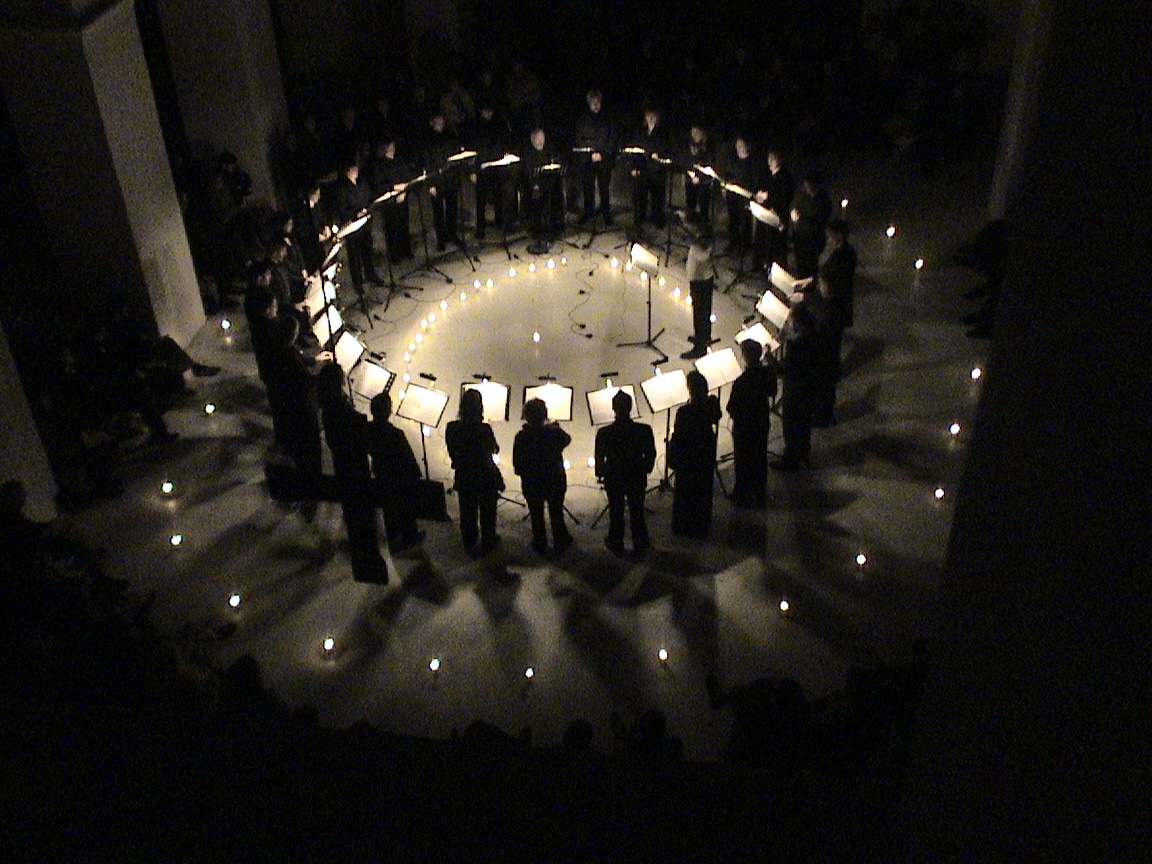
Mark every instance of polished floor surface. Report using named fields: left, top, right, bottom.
left=77, top=150, right=991, bottom=761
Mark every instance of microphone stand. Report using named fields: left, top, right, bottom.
left=410, top=172, right=454, bottom=284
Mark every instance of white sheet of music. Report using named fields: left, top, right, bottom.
left=757, top=289, right=791, bottom=331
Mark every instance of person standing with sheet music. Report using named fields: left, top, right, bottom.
left=422, top=111, right=463, bottom=251
left=368, top=393, right=425, bottom=552
left=681, top=122, right=716, bottom=223
left=513, top=399, right=574, bottom=557
left=520, top=127, right=565, bottom=242
left=325, top=159, right=373, bottom=293
left=719, top=136, right=758, bottom=256
left=595, top=390, right=657, bottom=560
left=669, top=370, right=722, bottom=537
left=574, top=89, right=618, bottom=227
left=726, top=339, right=777, bottom=508
left=466, top=103, right=515, bottom=239
left=367, top=136, right=415, bottom=264
left=752, top=149, right=794, bottom=273
left=628, top=106, right=671, bottom=232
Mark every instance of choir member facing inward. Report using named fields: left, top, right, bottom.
left=595, top=390, right=656, bottom=560
left=669, top=370, right=723, bottom=538
left=422, top=111, right=463, bottom=251
left=445, top=389, right=503, bottom=558
left=317, top=364, right=388, bottom=583
left=726, top=339, right=777, bottom=508
left=368, top=393, right=425, bottom=553
left=513, top=398, right=574, bottom=557
left=574, top=89, right=617, bottom=227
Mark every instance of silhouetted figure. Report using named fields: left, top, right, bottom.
left=812, top=218, right=857, bottom=425
left=513, top=398, right=573, bottom=556
left=445, top=389, right=502, bottom=557
left=680, top=216, right=717, bottom=359
left=368, top=393, right=425, bottom=552
left=669, top=371, right=722, bottom=537
left=317, top=364, right=387, bottom=583
left=726, top=339, right=777, bottom=507
left=595, top=390, right=656, bottom=559
left=752, top=149, right=793, bottom=271
left=773, top=296, right=825, bottom=472
left=789, top=171, right=833, bottom=278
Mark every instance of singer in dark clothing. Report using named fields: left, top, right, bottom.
left=595, top=390, right=657, bottom=559
left=812, top=219, right=857, bottom=425
left=628, top=107, right=671, bottom=231
left=773, top=294, right=826, bottom=472
left=520, top=127, right=565, bottom=242
left=467, top=104, right=516, bottom=238
left=324, top=160, right=373, bottom=293
left=367, top=137, right=415, bottom=263
left=574, top=89, right=618, bottom=226
left=669, top=371, right=722, bottom=537
left=445, top=388, right=502, bottom=557
left=789, top=172, right=833, bottom=278
left=718, top=137, right=758, bottom=255
left=752, top=150, right=794, bottom=271
left=513, top=398, right=573, bottom=556
left=682, top=122, right=716, bottom=222
left=368, top=393, right=424, bottom=552
left=726, top=339, right=778, bottom=507
left=317, top=364, right=387, bottom=583
left=422, top=111, right=463, bottom=251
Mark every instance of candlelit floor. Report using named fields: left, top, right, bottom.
left=77, top=150, right=991, bottom=761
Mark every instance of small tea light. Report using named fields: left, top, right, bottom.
left=528, top=262, right=537, bottom=273
left=485, top=279, right=494, bottom=288
left=914, top=258, right=924, bottom=270
left=429, top=657, right=441, bottom=673
left=653, top=366, right=662, bottom=376
left=563, top=460, right=571, bottom=470
left=779, top=599, right=790, bottom=613
left=403, top=373, right=411, bottom=383
left=403, top=353, right=412, bottom=363
left=610, top=257, right=620, bottom=268
left=220, top=318, right=232, bottom=330
left=657, top=275, right=667, bottom=287
left=459, top=291, right=468, bottom=301
left=508, top=267, right=517, bottom=278
left=420, top=319, right=429, bottom=329
left=492, top=454, right=501, bottom=465
left=416, top=334, right=426, bottom=345
left=971, top=366, right=983, bottom=380
left=204, top=403, right=216, bottom=415
left=408, top=343, right=417, bottom=353
left=709, top=313, right=717, bottom=323
left=422, top=425, right=432, bottom=438
left=840, top=198, right=849, bottom=209
left=934, top=486, right=946, bottom=500
left=657, top=648, right=668, bottom=663
left=949, top=422, right=962, bottom=436
left=547, top=258, right=556, bottom=269
left=160, top=480, right=174, bottom=495
left=586, top=456, right=596, bottom=468
left=440, top=300, right=449, bottom=311
left=855, top=553, right=868, bottom=567
left=228, top=593, right=242, bottom=609
left=640, top=271, right=648, bottom=281
left=685, top=296, right=693, bottom=306
left=560, top=256, right=568, bottom=266
left=524, top=666, right=535, bottom=679
left=473, top=279, right=482, bottom=289
left=672, top=286, right=682, bottom=298
left=428, top=312, right=437, bottom=322
left=322, top=637, right=335, bottom=653
left=169, top=533, right=183, bottom=547
left=885, top=225, right=897, bottom=238
left=532, top=331, right=541, bottom=343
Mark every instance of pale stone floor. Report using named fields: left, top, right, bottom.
left=78, top=149, right=991, bottom=761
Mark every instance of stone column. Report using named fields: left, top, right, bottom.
left=156, top=0, right=289, bottom=207
left=0, top=0, right=204, bottom=347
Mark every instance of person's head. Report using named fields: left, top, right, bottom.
left=480, top=104, right=494, bottom=121
left=459, top=387, right=484, bottom=422
left=342, top=160, right=359, bottom=183
left=305, top=182, right=322, bottom=207
left=270, top=210, right=294, bottom=237
left=802, top=170, right=823, bottom=196
left=370, top=392, right=393, bottom=421
left=826, top=218, right=850, bottom=245
left=530, top=128, right=546, bottom=151
left=586, top=90, right=602, bottom=113
left=316, top=362, right=345, bottom=407
left=686, top=369, right=709, bottom=401
left=644, top=107, right=660, bottom=129
left=266, top=237, right=289, bottom=264
left=690, top=123, right=707, bottom=145
left=740, top=338, right=763, bottom=367
left=767, top=150, right=782, bottom=173
left=279, top=314, right=300, bottom=346
left=522, top=397, right=548, bottom=426
left=611, top=389, right=632, bottom=419
left=735, top=137, right=750, bottom=160
left=429, top=112, right=446, bottom=133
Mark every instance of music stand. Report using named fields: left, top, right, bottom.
left=524, top=380, right=574, bottom=422
left=334, top=214, right=374, bottom=328
left=312, top=304, right=343, bottom=349
left=720, top=181, right=754, bottom=293
left=396, top=382, right=450, bottom=479
left=334, top=329, right=367, bottom=401
left=756, top=288, right=791, bottom=335
left=617, top=243, right=668, bottom=363
left=640, top=367, right=690, bottom=492
left=478, top=153, right=522, bottom=260
left=694, top=347, right=742, bottom=494
left=370, top=187, right=424, bottom=311
left=461, top=378, right=510, bottom=422
left=735, top=321, right=781, bottom=356
left=350, top=360, right=396, bottom=405
left=408, top=172, right=454, bottom=285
